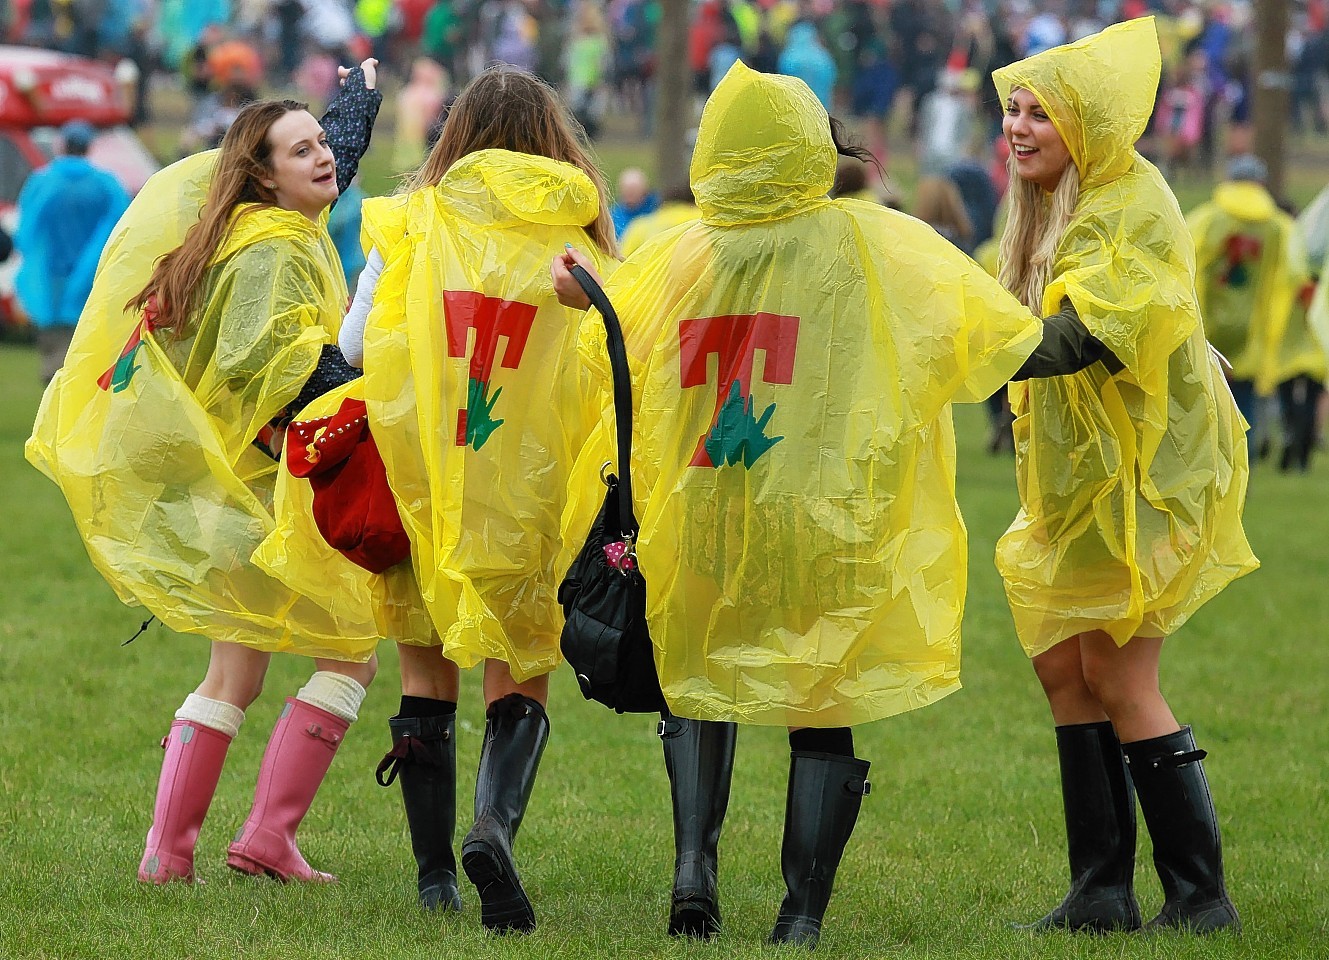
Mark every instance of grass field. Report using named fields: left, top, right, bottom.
left=1, top=326, right=1325, bottom=960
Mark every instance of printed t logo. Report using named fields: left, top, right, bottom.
left=443, top=291, right=537, bottom=450
left=1220, top=233, right=1263, bottom=288
left=679, top=312, right=799, bottom=468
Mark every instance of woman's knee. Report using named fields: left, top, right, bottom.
left=1031, top=640, right=1090, bottom=700
left=197, top=643, right=269, bottom=708
left=398, top=644, right=460, bottom=700
left=483, top=659, right=549, bottom=707
left=1079, top=639, right=1159, bottom=717
left=314, top=653, right=379, bottom=691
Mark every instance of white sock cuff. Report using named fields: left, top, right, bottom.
left=296, top=672, right=367, bottom=724
left=175, top=694, right=245, bottom=738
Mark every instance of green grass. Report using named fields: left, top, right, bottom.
left=2, top=334, right=1326, bottom=959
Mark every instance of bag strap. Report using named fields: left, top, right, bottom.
left=569, top=264, right=638, bottom=539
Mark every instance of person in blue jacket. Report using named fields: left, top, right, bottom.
left=777, top=21, right=836, bottom=112
left=16, top=120, right=130, bottom=383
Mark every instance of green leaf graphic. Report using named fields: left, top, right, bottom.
left=465, top=378, right=504, bottom=450
left=704, top=380, right=783, bottom=469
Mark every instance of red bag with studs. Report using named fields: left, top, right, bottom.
left=285, top=397, right=411, bottom=574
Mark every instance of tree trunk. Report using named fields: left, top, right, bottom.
left=1252, top=0, right=1291, bottom=197
left=654, top=0, right=691, bottom=193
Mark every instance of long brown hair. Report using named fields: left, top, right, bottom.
left=130, top=99, right=309, bottom=330
left=913, top=176, right=974, bottom=245
left=402, top=67, right=616, bottom=255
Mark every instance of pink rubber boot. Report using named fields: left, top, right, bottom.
left=138, top=720, right=233, bottom=884
left=226, top=698, right=347, bottom=883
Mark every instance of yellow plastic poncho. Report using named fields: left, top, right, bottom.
left=992, top=18, right=1258, bottom=657
left=1267, top=229, right=1325, bottom=385
left=1188, top=179, right=1303, bottom=394
left=26, top=152, right=376, bottom=658
left=1308, top=250, right=1329, bottom=368
left=567, top=62, right=1041, bottom=727
left=620, top=201, right=699, bottom=257
left=272, top=149, right=611, bottom=679
left=253, top=375, right=432, bottom=661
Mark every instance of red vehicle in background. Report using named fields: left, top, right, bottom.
left=0, top=45, right=159, bottom=331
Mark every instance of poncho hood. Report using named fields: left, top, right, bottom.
left=993, top=17, right=1161, bottom=190
left=1213, top=180, right=1278, bottom=223
left=690, top=61, right=835, bottom=226
left=435, top=148, right=600, bottom=228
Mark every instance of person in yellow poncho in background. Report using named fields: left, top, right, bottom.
left=268, top=67, right=617, bottom=931
left=26, top=65, right=384, bottom=886
left=619, top=184, right=699, bottom=258
left=1188, top=154, right=1304, bottom=457
left=992, top=19, right=1256, bottom=935
left=554, top=62, right=1041, bottom=949
left=1292, top=197, right=1329, bottom=470
left=1268, top=197, right=1325, bottom=473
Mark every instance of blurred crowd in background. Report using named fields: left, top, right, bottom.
left=2, top=1, right=1327, bottom=168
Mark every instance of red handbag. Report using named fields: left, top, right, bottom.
left=285, top=398, right=411, bottom=574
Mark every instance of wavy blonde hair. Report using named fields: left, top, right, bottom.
left=997, top=157, right=1081, bottom=313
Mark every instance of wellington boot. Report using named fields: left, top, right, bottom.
left=138, top=720, right=232, bottom=884
left=768, top=752, right=871, bottom=950
left=226, top=698, right=347, bottom=883
left=461, top=695, right=549, bottom=934
left=1124, top=727, right=1240, bottom=934
left=377, top=714, right=462, bottom=911
left=659, top=714, right=736, bottom=939
left=1016, top=722, right=1142, bottom=932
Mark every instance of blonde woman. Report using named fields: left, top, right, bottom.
left=992, top=19, right=1256, bottom=934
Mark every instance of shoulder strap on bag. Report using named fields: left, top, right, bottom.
left=569, top=264, right=638, bottom=539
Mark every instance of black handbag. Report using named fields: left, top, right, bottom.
left=555, top=264, right=666, bottom=714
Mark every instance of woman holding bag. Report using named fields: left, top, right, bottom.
left=27, top=63, right=383, bottom=885
left=554, top=62, right=1041, bottom=948
left=272, top=66, right=617, bottom=931
left=992, top=19, right=1256, bottom=934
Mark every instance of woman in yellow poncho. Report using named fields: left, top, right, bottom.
left=554, top=62, right=1040, bottom=948
left=26, top=66, right=384, bottom=886
left=268, top=67, right=616, bottom=930
left=992, top=19, right=1255, bottom=935
left=1187, top=154, right=1304, bottom=449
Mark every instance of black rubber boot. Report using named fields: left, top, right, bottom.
left=769, top=751, right=871, bottom=950
left=461, top=695, right=549, bottom=934
left=659, top=714, right=736, bottom=939
left=1124, top=727, right=1240, bottom=934
left=375, top=714, right=462, bottom=912
left=1017, top=721, right=1142, bottom=932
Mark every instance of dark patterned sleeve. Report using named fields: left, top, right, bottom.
left=320, top=67, right=383, bottom=199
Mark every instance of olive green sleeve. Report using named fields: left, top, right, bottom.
left=1009, top=298, right=1125, bottom=381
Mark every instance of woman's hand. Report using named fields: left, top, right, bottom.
left=551, top=244, right=602, bottom=310
left=338, top=58, right=379, bottom=90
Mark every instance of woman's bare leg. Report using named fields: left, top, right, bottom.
left=1030, top=635, right=1110, bottom=725
left=1078, top=631, right=1178, bottom=743
left=482, top=658, right=548, bottom=708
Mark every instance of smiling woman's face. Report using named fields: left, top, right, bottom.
left=265, top=110, right=337, bottom=220
left=1003, top=87, right=1073, bottom=192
